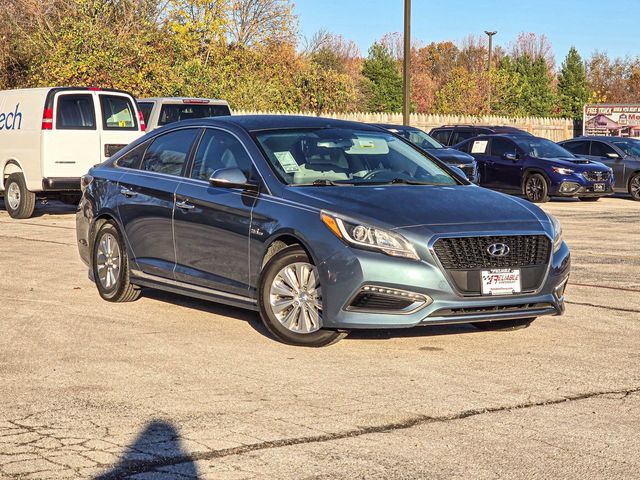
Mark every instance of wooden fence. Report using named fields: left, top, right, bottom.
left=234, top=111, right=574, bottom=142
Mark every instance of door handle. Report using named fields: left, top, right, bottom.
left=176, top=200, right=195, bottom=211
left=120, top=187, right=138, bottom=198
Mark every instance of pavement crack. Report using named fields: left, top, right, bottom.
left=570, top=282, right=640, bottom=293
left=96, top=386, right=640, bottom=479
left=0, top=234, right=73, bottom=246
left=565, top=300, right=640, bottom=314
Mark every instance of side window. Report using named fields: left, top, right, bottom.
left=191, top=129, right=255, bottom=181
left=431, top=130, right=450, bottom=145
left=116, top=141, right=149, bottom=169
left=562, top=141, right=589, bottom=156
left=137, top=102, right=154, bottom=125
left=451, top=130, right=474, bottom=145
left=590, top=141, right=616, bottom=157
left=141, top=128, right=199, bottom=176
left=456, top=140, right=471, bottom=153
left=56, top=94, right=96, bottom=129
left=491, top=138, right=516, bottom=157
left=100, top=94, right=137, bottom=130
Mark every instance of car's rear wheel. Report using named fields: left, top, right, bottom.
left=629, top=173, right=640, bottom=201
left=524, top=174, right=549, bottom=203
left=258, top=245, right=347, bottom=347
left=578, top=196, right=600, bottom=202
left=4, top=173, right=36, bottom=219
left=92, top=222, right=141, bottom=302
left=472, top=318, right=534, bottom=331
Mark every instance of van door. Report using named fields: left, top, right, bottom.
left=97, top=92, right=143, bottom=161
left=42, top=91, right=100, bottom=181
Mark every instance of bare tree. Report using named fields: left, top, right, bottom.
left=226, top=0, right=297, bottom=47
left=509, top=32, right=555, bottom=70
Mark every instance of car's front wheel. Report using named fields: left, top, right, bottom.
left=524, top=174, right=549, bottom=203
left=92, top=222, right=141, bottom=302
left=472, top=318, right=534, bottom=331
left=629, top=173, right=640, bottom=201
left=258, top=245, right=347, bottom=347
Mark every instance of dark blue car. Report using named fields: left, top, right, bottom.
left=76, top=116, right=570, bottom=346
left=372, top=124, right=478, bottom=182
left=455, top=134, right=614, bottom=203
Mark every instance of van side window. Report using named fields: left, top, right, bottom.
left=116, top=142, right=149, bottom=169
left=190, top=129, right=255, bottom=181
left=141, top=128, right=199, bottom=176
left=100, top=95, right=137, bottom=130
left=56, top=94, right=96, bottom=129
left=137, top=102, right=154, bottom=125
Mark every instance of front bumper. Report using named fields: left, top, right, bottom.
left=317, top=241, right=570, bottom=329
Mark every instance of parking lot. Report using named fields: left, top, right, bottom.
left=0, top=196, right=639, bottom=479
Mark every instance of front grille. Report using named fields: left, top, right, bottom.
left=433, top=235, right=550, bottom=270
left=583, top=171, right=611, bottom=182
left=431, top=302, right=555, bottom=318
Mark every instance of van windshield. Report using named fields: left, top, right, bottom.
left=100, top=95, right=137, bottom=130
left=158, top=104, right=231, bottom=126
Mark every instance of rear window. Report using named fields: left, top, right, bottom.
left=158, top=104, right=231, bottom=126
left=137, top=102, right=154, bottom=125
left=56, top=94, right=96, bottom=130
left=100, top=94, right=138, bottom=130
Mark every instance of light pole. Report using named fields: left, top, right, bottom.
left=484, top=30, right=497, bottom=113
left=403, top=0, right=411, bottom=126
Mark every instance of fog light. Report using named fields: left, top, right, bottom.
left=559, top=182, right=580, bottom=193
left=554, top=277, right=569, bottom=300
left=348, top=286, right=433, bottom=314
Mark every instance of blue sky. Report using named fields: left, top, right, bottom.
left=294, top=0, right=636, bottom=63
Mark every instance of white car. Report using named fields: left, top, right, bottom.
left=0, top=87, right=145, bottom=218
left=137, top=97, right=231, bottom=131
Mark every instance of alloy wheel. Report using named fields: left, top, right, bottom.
left=269, top=262, right=322, bottom=334
left=526, top=176, right=544, bottom=201
left=631, top=175, right=640, bottom=200
left=96, top=233, right=121, bottom=290
left=7, top=182, right=20, bottom=210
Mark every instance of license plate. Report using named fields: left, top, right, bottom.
left=481, top=269, right=521, bottom=295
left=594, top=183, right=605, bottom=192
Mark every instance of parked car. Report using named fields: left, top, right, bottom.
left=0, top=87, right=144, bottom=219
left=77, top=116, right=570, bottom=347
left=137, top=97, right=231, bottom=131
left=454, top=134, right=614, bottom=203
left=558, top=136, right=640, bottom=201
left=372, top=123, right=478, bottom=182
left=430, top=124, right=531, bottom=147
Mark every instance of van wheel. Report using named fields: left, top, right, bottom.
left=524, top=174, right=549, bottom=203
left=258, top=245, right=348, bottom=347
left=472, top=318, right=534, bottom=331
left=92, top=222, right=141, bottom=302
left=629, top=173, right=640, bottom=201
left=4, top=173, right=36, bottom=219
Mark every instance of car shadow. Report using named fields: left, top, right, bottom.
left=0, top=198, right=77, bottom=217
left=95, top=420, right=199, bottom=479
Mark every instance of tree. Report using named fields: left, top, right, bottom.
left=361, top=43, right=403, bottom=112
left=226, top=0, right=297, bottom=47
left=557, top=47, right=590, bottom=119
left=510, top=32, right=555, bottom=71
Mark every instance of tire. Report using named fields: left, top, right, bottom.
left=629, top=173, right=640, bottom=201
left=472, top=318, right=534, bottom=331
left=258, top=245, right=348, bottom=347
left=4, top=173, right=36, bottom=219
left=92, top=222, right=141, bottom=302
left=578, top=197, right=600, bottom=202
left=524, top=173, right=549, bottom=203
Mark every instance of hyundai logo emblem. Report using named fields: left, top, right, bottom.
left=487, top=243, right=510, bottom=257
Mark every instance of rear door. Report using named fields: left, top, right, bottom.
left=42, top=91, right=100, bottom=180
left=116, top=127, right=200, bottom=279
left=98, top=92, right=144, bottom=160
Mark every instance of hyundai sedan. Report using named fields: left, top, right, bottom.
left=76, top=116, right=570, bottom=346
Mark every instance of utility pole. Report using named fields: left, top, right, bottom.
left=403, top=0, right=411, bottom=126
left=484, top=30, right=497, bottom=113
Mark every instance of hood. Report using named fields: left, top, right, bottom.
left=428, top=148, right=475, bottom=165
left=538, top=156, right=610, bottom=171
left=285, top=184, right=550, bottom=234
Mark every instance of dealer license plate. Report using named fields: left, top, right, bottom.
left=594, top=183, right=605, bottom=192
left=481, top=269, right=521, bottom=296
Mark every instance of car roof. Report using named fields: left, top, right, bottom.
left=562, top=136, right=634, bottom=142
left=174, top=115, right=387, bottom=132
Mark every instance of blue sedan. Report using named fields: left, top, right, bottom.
left=77, top=116, right=570, bottom=346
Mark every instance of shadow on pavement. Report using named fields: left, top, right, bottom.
left=0, top=198, right=77, bottom=217
left=95, top=420, right=199, bottom=479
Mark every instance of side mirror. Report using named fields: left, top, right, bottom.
left=503, top=152, right=518, bottom=161
left=606, top=152, right=621, bottom=159
left=449, top=165, right=469, bottom=181
left=209, top=168, right=258, bottom=191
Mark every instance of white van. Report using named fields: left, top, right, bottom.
left=0, top=87, right=145, bottom=218
left=137, top=97, right=231, bottom=131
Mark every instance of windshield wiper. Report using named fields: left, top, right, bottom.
left=363, top=178, right=436, bottom=186
left=295, top=179, right=352, bottom=187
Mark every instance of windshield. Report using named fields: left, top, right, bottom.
left=515, top=138, right=574, bottom=159
left=254, top=128, right=459, bottom=186
left=612, top=139, right=640, bottom=156
left=394, top=128, right=444, bottom=150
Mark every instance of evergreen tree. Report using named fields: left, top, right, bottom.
left=557, top=46, right=590, bottom=119
left=361, top=43, right=403, bottom=112
left=503, top=54, right=555, bottom=117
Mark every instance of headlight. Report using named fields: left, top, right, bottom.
left=552, top=167, right=574, bottom=175
left=321, top=211, right=419, bottom=260
left=548, top=213, right=563, bottom=253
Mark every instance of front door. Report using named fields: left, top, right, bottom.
left=485, top=137, right=522, bottom=191
left=173, top=128, right=258, bottom=296
left=588, top=141, right=625, bottom=188
left=116, top=127, right=200, bottom=279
